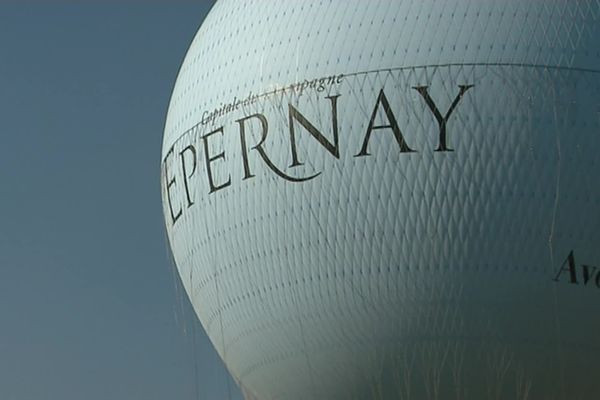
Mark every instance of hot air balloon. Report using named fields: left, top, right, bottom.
left=161, top=1, right=600, bottom=398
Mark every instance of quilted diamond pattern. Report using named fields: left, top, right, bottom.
left=161, top=1, right=600, bottom=399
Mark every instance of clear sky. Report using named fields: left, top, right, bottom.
left=0, top=2, right=242, bottom=399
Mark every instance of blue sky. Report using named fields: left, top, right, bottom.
left=0, top=2, right=242, bottom=399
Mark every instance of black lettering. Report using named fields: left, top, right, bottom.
left=553, top=250, right=578, bottom=284
left=355, top=89, right=415, bottom=157
left=179, top=144, right=197, bottom=207
left=413, top=84, right=474, bottom=152
left=317, top=78, right=327, bottom=92
left=163, top=146, right=182, bottom=225
left=237, top=113, right=319, bottom=182
left=201, top=111, right=210, bottom=125
left=581, top=265, right=598, bottom=285
left=202, top=127, right=231, bottom=194
left=289, top=95, right=341, bottom=167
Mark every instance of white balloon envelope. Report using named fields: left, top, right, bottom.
left=161, top=1, right=600, bottom=399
